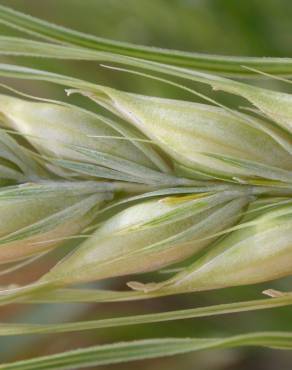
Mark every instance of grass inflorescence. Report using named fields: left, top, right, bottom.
left=0, top=3, right=292, bottom=369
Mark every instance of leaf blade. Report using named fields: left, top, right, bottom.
left=1, top=332, right=292, bottom=369
left=1, top=294, right=292, bottom=336
left=1, top=6, right=292, bottom=76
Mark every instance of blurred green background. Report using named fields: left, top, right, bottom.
left=1, top=1, right=292, bottom=369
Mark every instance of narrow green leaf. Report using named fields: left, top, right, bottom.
left=1, top=294, right=292, bottom=335
left=1, top=5, right=292, bottom=76
left=0, top=63, right=95, bottom=90
left=0, top=332, right=292, bottom=369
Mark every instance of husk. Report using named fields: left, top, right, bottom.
left=0, top=94, right=175, bottom=183
left=73, top=86, right=292, bottom=185
left=129, top=199, right=292, bottom=293
left=41, top=191, right=249, bottom=285
left=0, top=129, right=43, bottom=183
left=0, top=181, right=113, bottom=264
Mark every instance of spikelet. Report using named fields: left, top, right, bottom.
left=0, top=181, right=113, bottom=264
left=72, top=86, right=292, bottom=184
left=0, top=94, right=187, bottom=186
left=40, top=190, right=249, bottom=285
left=128, top=198, right=292, bottom=294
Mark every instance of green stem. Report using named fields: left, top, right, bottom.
left=1, top=5, right=292, bottom=76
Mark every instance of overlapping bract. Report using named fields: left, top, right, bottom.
left=0, top=79, right=292, bottom=296
left=0, top=181, right=112, bottom=264
left=0, top=129, right=43, bottom=184
left=41, top=191, right=248, bottom=285
left=0, top=94, right=185, bottom=186
left=77, top=86, right=292, bottom=184
left=129, top=198, right=292, bottom=293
